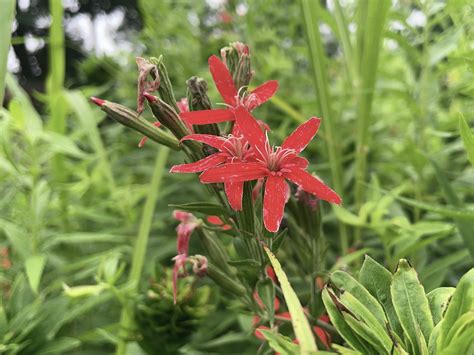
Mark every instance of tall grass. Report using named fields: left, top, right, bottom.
left=116, top=147, right=170, bottom=355
left=0, top=0, right=16, bottom=105
left=301, top=0, right=348, bottom=253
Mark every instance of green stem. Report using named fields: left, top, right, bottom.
left=116, top=147, right=170, bottom=355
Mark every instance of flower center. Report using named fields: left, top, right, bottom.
left=221, top=135, right=254, bottom=162
left=257, top=145, right=295, bottom=172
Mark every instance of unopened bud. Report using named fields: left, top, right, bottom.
left=220, top=42, right=252, bottom=89
left=206, top=262, right=246, bottom=296
left=186, top=76, right=220, bottom=136
left=197, top=229, right=235, bottom=276
left=93, top=98, right=180, bottom=150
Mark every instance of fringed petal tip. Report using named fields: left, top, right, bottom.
left=90, top=97, right=105, bottom=107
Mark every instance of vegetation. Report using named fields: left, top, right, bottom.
left=0, top=1, right=473, bottom=354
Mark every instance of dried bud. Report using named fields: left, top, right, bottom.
left=189, top=255, right=208, bottom=277
left=136, top=57, right=160, bottom=114
left=220, top=42, right=252, bottom=88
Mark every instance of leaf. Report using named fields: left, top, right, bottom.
left=330, top=270, right=387, bottom=327
left=169, top=202, right=228, bottom=216
left=337, top=291, right=393, bottom=352
left=333, top=206, right=364, bottom=226
left=263, top=246, right=317, bottom=353
left=24, top=254, right=46, bottom=294
left=257, top=278, right=276, bottom=326
left=391, top=259, right=434, bottom=354
left=437, top=268, right=474, bottom=350
left=359, top=255, right=402, bottom=337
left=259, top=329, right=300, bottom=354
left=428, top=28, right=463, bottom=66
left=322, top=288, right=373, bottom=354
left=40, top=131, right=87, bottom=158
left=36, top=337, right=81, bottom=354
left=426, top=287, right=455, bottom=325
left=438, top=311, right=474, bottom=355
left=459, top=114, right=474, bottom=166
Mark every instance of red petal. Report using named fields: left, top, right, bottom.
left=289, top=156, right=309, bottom=169
left=283, top=167, right=341, bottom=204
left=246, top=80, right=279, bottom=111
left=208, top=55, right=238, bottom=106
left=138, top=136, right=148, bottom=148
left=234, top=106, right=268, bottom=155
left=181, top=134, right=226, bottom=149
left=180, top=109, right=235, bottom=124
left=170, top=154, right=226, bottom=173
left=281, top=117, right=321, bottom=153
left=200, top=162, right=268, bottom=183
left=263, top=176, right=288, bottom=232
left=224, top=181, right=244, bottom=211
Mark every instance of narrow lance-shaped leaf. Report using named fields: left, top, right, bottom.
left=391, top=259, right=434, bottom=354
left=358, top=255, right=402, bottom=336
left=437, top=268, right=474, bottom=350
left=263, top=246, right=317, bottom=353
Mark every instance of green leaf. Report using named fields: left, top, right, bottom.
left=459, top=114, right=474, bottom=166
left=337, top=291, right=393, bottom=353
left=426, top=287, right=455, bottom=325
left=330, top=270, right=387, bottom=327
left=257, top=278, right=275, bottom=326
left=333, top=206, right=364, bottom=226
left=259, top=329, right=300, bottom=354
left=438, top=311, right=474, bottom=354
left=437, top=268, right=474, bottom=350
left=359, top=255, right=402, bottom=336
left=24, top=254, right=46, bottom=294
left=169, top=202, right=228, bottom=216
left=37, top=337, right=81, bottom=354
left=322, top=289, right=373, bottom=354
left=263, top=246, right=317, bottom=353
left=391, top=259, right=434, bottom=354
left=0, top=0, right=15, bottom=105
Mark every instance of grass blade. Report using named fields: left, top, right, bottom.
left=459, top=114, right=474, bottom=166
left=301, top=0, right=348, bottom=253
left=0, top=0, right=15, bottom=106
left=116, top=146, right=170, bottom=355
left=264, top=245, right=317, bottom=353
left=353, top=0, right=390, bottom=223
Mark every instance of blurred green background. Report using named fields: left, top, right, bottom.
left=1, top=0, right=473, bottom=354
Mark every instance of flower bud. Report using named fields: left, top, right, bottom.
left=196, top=229, right=235, bottom=276
left=206, top=262, right=246, bottom=296
left=220, top=42, right=252, bottom=89
left=186, top=76, right=220, bottom=136
left=92, top=98, right=180, bottom=150
left=149, top=56, right=179, bottom=112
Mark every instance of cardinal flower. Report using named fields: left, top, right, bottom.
left=199, top=107, right=341, bottom=232
left=179, top=55, right=278, bottom=125
left=170, top=132, right=255, bottom=211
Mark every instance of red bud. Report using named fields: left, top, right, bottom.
left=90, top=97, right=106, bottom=107
left=143, top=92, right=158, bottom=103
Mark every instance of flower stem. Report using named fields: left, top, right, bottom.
left=115, top=147, right=169, bottom=355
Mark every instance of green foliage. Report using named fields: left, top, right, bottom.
left=324, top=256, right=474, bottom=354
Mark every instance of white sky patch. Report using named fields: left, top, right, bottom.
left=8, top=47, right=20, bottom=73
left=35, top=15, right=51, bottom=29
left=64, top=8, right=132, bottom=59
left=236, top=3, right=248, bottom=16
left=407, top=9, right=426, bottom=27
left=206, top=0, right=227, bottom=9
left=18, top=0, right=30, bottom=11
left=24, top=33, right=45, bottom=53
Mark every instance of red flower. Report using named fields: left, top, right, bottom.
left=200, top=107, right=341, bottom=232
left=179, top=55, right=278, bottom=125
left=170, top=132, right=255, bottom=211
